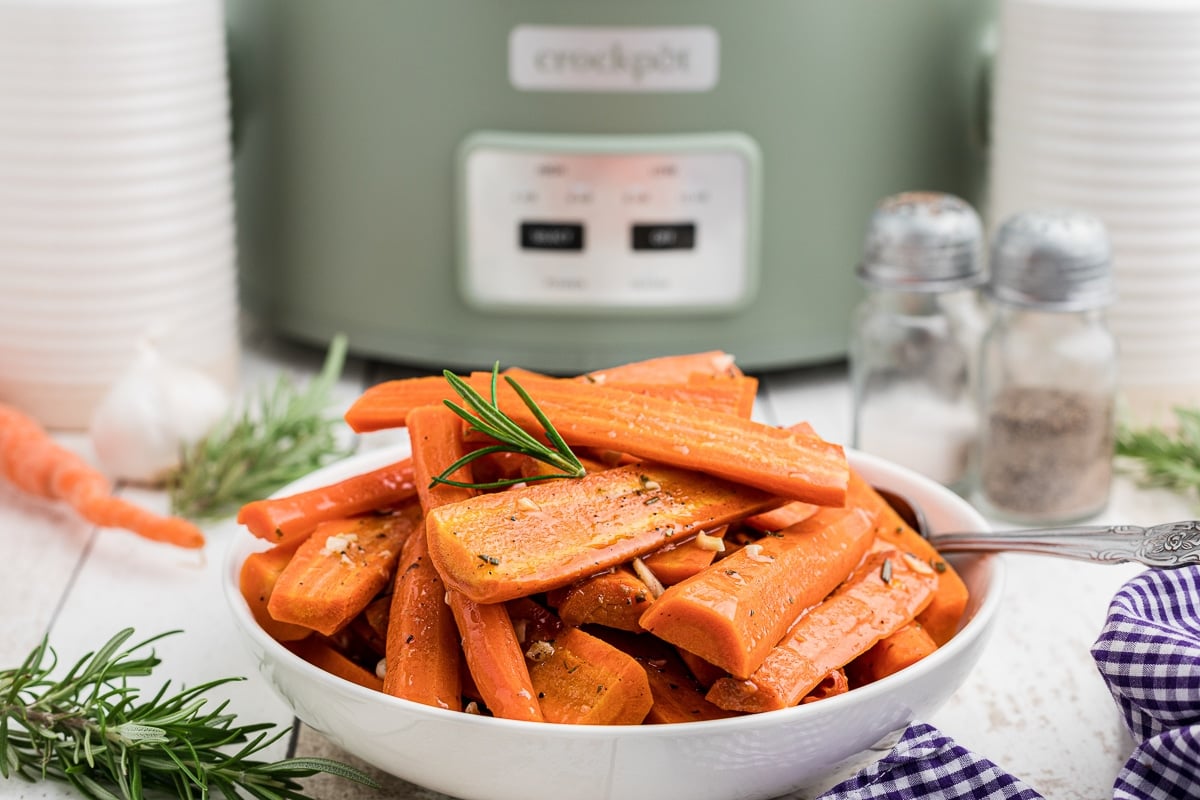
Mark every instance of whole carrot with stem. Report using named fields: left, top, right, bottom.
left=0, top=403, right=204, bottom=549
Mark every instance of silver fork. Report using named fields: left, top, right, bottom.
left=874, top=488, right=1200, bottom=568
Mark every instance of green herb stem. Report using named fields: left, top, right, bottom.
left=0, top=629, right=377, bottom=800
left=168, top=334, right=353, bottom=521
left=431, top=364, right=586, bottom=490
left=1116, top=406, right=1200, bottom=503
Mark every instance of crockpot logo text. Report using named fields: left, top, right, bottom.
left=533, top=42, right=692, bottom=84
left=509, top=26, right=719, bottom=93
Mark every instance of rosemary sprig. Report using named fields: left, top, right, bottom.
left=168, top=334, right=353, bottom=521
left=432, top=363, right=587, bottom=490
left=0, top=628, right=378, bottom=800
left=1116, top=405, right=1200, bottom=504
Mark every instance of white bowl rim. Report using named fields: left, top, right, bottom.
left=222, top=442, right=1006, bottom=739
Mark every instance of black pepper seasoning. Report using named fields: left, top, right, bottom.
left=974, top=209, right=1118, bottom=524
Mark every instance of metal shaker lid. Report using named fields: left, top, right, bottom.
left=856, top=191, right=986, bottom=291
left=988, top=209, right=1116, bottom=311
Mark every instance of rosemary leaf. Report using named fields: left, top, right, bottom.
left=433, top=363, right=586, bottom=490
left=0, top=629, right=378, bottom=800
left=1116, top=406, right=1200, bottom=504
left=168, top=334, right=354, bottom=521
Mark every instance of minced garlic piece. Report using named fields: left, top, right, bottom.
left=319, top=532, right=358, bottom=557
left=517, top=497, right=541, bottom=513
left=742, top=543, right=773, bottom=563
left=631, top=557, right=666, bottom=599
left=525, top=640, right=555, bottom=662
left=695, top=530, right=726, bottom=553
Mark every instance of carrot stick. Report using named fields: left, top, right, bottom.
left=640, top=525, right=728, bottom=585
left=850, top=471, right=969, bottom=645
left=526, top=627, right=653, bottom=725
left=425, top=462, right=784, bottom=604
left=239, top=539, right=313, bottom=642
left=638, top=503, right=877, bottom=679
left=237, top=458, right=418, bottom=547
left=847, top=621, right=938, bottom=686
left=801, top=669, right=849, bottom=704
left=744, top=501, right=820, bottom=533
left=0, top=404, right=205, bottom=549
left=267, top=506, right=420, bottom=636
left=597, top=375, right=757, bottom=418
left=553, top=566, right=653, bottom=632
left=447, top=591, right=543, bottom=721
left=382, top=405, right=467, bottom=711
left=705, top=547, right=938, bottom=712
left=285, top=637, right=383, bottom=692
left=583, top=351, right=742, bottom=383
left=479, top=377, right=848, bottom=506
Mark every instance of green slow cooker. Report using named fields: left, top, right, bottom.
left=227, top=0, right=995, bottom=372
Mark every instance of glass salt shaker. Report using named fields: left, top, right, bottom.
left=849, top=191, right=987, bottom=495
left=975, top=209, right=1118, bottom=525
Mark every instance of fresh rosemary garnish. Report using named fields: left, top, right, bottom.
left=1116, top=406, right=1200, bottom=504
left=0, top=628, right=378, bottom=800
left=169, top=334, right=353, bottom=521
left=431, top=364, right=586, bottom=490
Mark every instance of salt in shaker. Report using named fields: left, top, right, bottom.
left=849, top=191, right=987, bottom=494
left=975, top=208, right=1118, bottom=524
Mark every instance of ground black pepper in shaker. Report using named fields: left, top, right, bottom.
left=975, top=209, right=1118, bottom=524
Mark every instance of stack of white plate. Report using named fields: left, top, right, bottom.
left=0, top=0, right=239, bottom=430
left=989, top=0, right=1200, bottom=424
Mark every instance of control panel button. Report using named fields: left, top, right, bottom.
left=520, top=221, right=585, bottom=251
left=632, top=223, right=696, bottom=251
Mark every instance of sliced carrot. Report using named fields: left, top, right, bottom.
left=385, top=373, right=847, bottom=505
left=268, top=507, right=420, bottom=636
left=744, top=501, right=820, bottom=533
left=847, top=621, right=938, bottom=686
left=425, top=462, right=783, bottom=604
left=0, top=403, right=205, bottom=549
left=676, top=648, right=727, bottom=690
left=285, top=636, right=383, bottom=692
left=705, top=547, right=938, bottom=712
left=801, top=669, right=849, bottom=704
left=598, top=375, right=758, bottom=418
left=342, top=376, right=450, bottom=432
left=851, top=471, right=969, bottom=645
left=587, top=629, right=741, bottom=724
left=237, top=458, right=418, bottom=547
left=447, top=591, right=543, bottom=722
left=239, top=539, right=313, bottom=642
left=582, top=351, right=742, bottom=383
left=382, top=405, right=471, bottom=711
left=468, top=377, right=848, bottom=506
left=638, top=503, right=877, bottom=679
left=553, top=567, right=653, bottom=632
left=526, top=627, right=653, bottom=726
left=640, top=525, right=728, bottom=585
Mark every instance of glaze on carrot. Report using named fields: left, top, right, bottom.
left=447, top=591, right=543, bottom=721
left=0, top=403, right=205, bottom=549
left=639, top=504, right=877, bottom=679
left=382, top=406, right=468, bottom=711
left=553, top=566, right=653, bottom=632
left=705, top=547, right=938, bottom=712
left=425, top=462, right=784, bottom=604
left=267, top=506, right=420, bottom=636
left=640, top=525, right=728, bottom=585
left=237, top=457, right=418, bottom=547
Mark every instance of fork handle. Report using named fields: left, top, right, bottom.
left=927, top=521, right=1200, bottom=568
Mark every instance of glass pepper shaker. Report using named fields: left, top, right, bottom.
left=975, top=208, right=1118, bottom=524
left=849, top=191, right=987, bottom=494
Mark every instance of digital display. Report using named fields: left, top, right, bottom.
left=632, top=223, right=696, bottom=251
left=520, top=221, right=585, bottom=251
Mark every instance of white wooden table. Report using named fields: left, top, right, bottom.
left=0, top=326, right=1186, bottom=799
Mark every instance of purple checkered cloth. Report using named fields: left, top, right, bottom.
left=1091, top=566, right=1200, bottom=799
left=819, top=566, right=1200, bottom=799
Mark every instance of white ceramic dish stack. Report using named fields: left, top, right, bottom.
left=0, top=0, right=239, bottom=430
left=989, top=0, right=1200, bottom=425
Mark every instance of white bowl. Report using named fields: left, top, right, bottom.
left=222, top=444, right=1004, bottom=800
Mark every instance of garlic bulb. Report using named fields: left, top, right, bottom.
left=89, top=343, right=232, bottom=484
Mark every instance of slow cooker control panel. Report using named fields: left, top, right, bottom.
left=456, top=132, right=761, bottom=315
